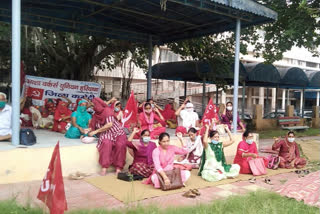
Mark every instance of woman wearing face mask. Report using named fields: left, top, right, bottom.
left=175, top=128, right=203, bottom=169
left=272, top=131, right=307, bottom=169
left=52, top=101, right=72, bottom=134
left=65, top=100, right=92, bottom=139
left=144, top=132, right=191, bottom=188
left=199, top=124, right=240, bottom=181
left=137, top=102, right=166, bottom=139
left=126, top=128, right=157, bottom=177
left=221, top=102, right=245, bottom=132
left=113, top=101, right=124, bottom=122
left=233, top=130, right=268, bottom=174
left=175, top=97, right=200, bottom=136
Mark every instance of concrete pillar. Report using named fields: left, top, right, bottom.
left=285, top=105, right=294, bottom=117
left=287, top=89, right=290, bottom=106
left=300, top=90, right=303, bottom=114
left=259, top=87, right=264, bottom=111
left=282, top=89, right=286, bottom=110
left=312, top=106, right=320, bottom=128
left=221, top=90, right=226, bottom=104
left=313, top=106, right=319, bottom=118
left=271, top=88, right=276, bottom=111
left=317, top=92, right=319, bottom=106
left=254, top=104, right=263, bottom=120
left=246, top=87, right=252, bottom=108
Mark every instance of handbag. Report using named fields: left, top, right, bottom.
left=266, top=154, right=280, bottom=169
left=20, top=128, right=37, bottom=146
left=117, top=172, right=144, bottom=182
left=156, top=168, right=184, bottom=191
left=249, top=158, right=267, bottom=176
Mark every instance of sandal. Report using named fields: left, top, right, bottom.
left=76, top=171, right=92, bottom=177
left=190, top=189, right=201, bottom=196
left=295, top=170, right=302, bottom=174
left=303, top=170, right=310, bottom=175
left=182, top=190, right=196, bottom=198
left=249, top=177, right=256, bottom=183
left=68, top=173, right=85, bottom=180
left=264, top=178, right=273, bottom=185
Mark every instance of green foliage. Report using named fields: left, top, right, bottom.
left=258, top=128, right=320, bottom=139
left=0, top=24, right=148, bottom=82
left=0, top=191, right=318, bottom=214
left=168, top=0, right=320, bottom=88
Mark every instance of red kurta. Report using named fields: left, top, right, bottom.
left=138, top=112, right=166, bottom=139
left=52, top=101, right=71, bottom=133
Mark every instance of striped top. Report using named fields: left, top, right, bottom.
left=96, top=115, right=125, bottom=148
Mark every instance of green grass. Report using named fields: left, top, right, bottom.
left=258, top=128, right=320, bottom=139
left=1, top=191, right=318, bottom=214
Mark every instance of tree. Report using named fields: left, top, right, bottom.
left=0, top=23, right=148, bottom=82
left=168, top=0, right=320, bottom=87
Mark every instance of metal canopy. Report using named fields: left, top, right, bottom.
left=0, top=0, right=277, bottom=44
left=278, top=67, right=309, bottom=88
left=244, top=62, right=280, bottom=86
left=151, top=60, right=247, bottom=83
left=306, top=70, right=320, bottom=88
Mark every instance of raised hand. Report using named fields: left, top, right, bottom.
left=133, top=127, right=140, bottom=133
left=177, top=132, right=183, bottom=139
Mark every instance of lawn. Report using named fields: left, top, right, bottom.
left=0, top=191, right=318, bottom=214
left=258, top=128, right=320, bottom=139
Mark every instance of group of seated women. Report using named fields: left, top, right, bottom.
left=20, top=95, right=307, bottom=188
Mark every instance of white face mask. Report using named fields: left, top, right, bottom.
left=246, top=139, right=254, bottom=144
left=142, top=136, right=150, bottom=143
left=186, top=108, right=194, bottom=113
left=226, top=106, right=232, bottom=111
left=214, top=109, right=217, bottom=113
left=288, top=137, right=295, bottom=143
left=145, top=109, right=152, bottom=114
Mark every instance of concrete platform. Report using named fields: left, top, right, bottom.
left=0, top=129, right=259, bottom=184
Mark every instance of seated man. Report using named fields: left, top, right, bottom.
left=0, top=92, right=12, bottom=141
left=175, top=97, right=199, bottom=136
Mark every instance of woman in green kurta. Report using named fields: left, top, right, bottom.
left=199, top=124, right=240, bottom=182
left=65, top=100, right=92, bottom=139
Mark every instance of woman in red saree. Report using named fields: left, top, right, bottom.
left=20, top=96, right=33, bottom=127
left=89, top=97, right=127, bottom=176
left=234, top=130, right=268, bottom=174
left=52, top=101, right=72, bottom=133
left=138, top=102, right=166, bottom=139
left=161, top=103, right=177, bottom=129
left=272, top=131, right=307, bottom=169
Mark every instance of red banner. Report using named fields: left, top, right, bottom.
left=37, top=142, right=67, bottom=214
left=199, top=98, right=219, bottom=135
left=121, top=91, right=138, bottom=128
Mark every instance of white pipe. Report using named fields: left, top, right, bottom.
left=11, top=0, right=21, bottom=146
left=232, top=19, right=241, bottom=134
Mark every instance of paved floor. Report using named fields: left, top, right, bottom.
left=0, top=136, right=319, bottom=212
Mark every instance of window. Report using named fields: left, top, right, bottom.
left=306, top=61, right=318, bottom=68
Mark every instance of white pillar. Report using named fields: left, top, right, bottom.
left=282, top=89, right=286, bottom=110
left=259, top=87, right=264, bottom=109
left=300, top=90, right=303, bottom=114
left=271, top=88, right=276, bottom=111
left=221, top=90, right=226, bottom=104
left=287, top=89, right=290, bottom=106
left=232, top=19, right=241, bottom=133
left=11, top=0, right=21, bottom=146
left=317, top=91, right=320, bottom=106
left=246, top=87, right=252, bottom=108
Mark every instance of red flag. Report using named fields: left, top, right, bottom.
left=37, top=142, right=67, bottom=214
left=200, top=98, right=219, bottom=135
left=122, top=91, right=138, bottom=128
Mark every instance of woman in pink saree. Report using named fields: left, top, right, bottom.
left=144, top=132, right=191, bottom=189
left=137, top=102, right=166, bottom=139
left=272, top=131, right=307, bottom=169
